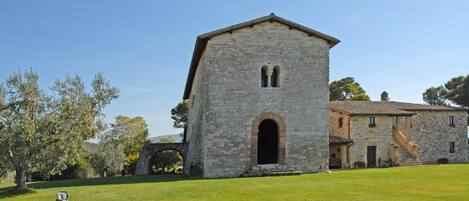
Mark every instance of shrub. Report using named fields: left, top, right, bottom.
left=30, top=171, right=46, bottom=182
left=438, top=158, right=449, bottom=164
left=47, top=157, right=94, bottom=180
left=354, top=161, right=366, bottom=168
left=122, top=161, right=137, bottom=176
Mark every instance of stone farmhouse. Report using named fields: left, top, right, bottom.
left=136, top=14, right=468, bottom=177
left=329, top=92, right=468, bottom=169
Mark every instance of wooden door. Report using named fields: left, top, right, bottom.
left=367, top=146, right=377, bottom=168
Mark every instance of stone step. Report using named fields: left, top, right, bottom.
left=242, top=171, right=303, bottom=177
left=398, top=145, right=413, bottom=159
left=251, top=164, right=288, bottom=171
left=396, top=143, right=421, bottom=167
left=400, top=159, right=421, bottom=166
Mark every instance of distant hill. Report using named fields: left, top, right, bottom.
left=149, top=133, right=183, bottom=143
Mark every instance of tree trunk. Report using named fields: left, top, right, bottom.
left=102, top=168, right=107, bottom=178
left=15, top=167, right=27, bottom=191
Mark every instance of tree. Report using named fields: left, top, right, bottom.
left=329, top=77, right=370, bottom=101
left=86, top=139, right=125, bottom=177
left=106, top=115, right=149, bottom=175
left=443, top=76, right=469, bottom=108
left=48, top=156, right=92, bottom=180
left=423, top=75, right=469, bottom=108
left=170, top=100, right=188, bottom=129
left=423, top=86, right=448, bottom=106
left=0, top=70, right=118, bottom=191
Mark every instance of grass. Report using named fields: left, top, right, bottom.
left=1, top=164, right=469, bottom=201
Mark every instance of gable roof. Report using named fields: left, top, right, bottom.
left=330, top=101, right=468, bottom=116
left=388, top=101, right=469, bottom=112
left=182, top=14, right=340, bottom=99
left=330, top=101, right=415, bottom=116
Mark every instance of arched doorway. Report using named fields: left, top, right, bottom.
left=251, top=112, right=286, bottom=167
left=257, top=119, right=279, bottom=164
left=148, top=149, right=184, bottom=174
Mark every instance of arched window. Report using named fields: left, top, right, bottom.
left=271, top=66, right=279, bottom=87
left=261, top=66, right=268, bottom=87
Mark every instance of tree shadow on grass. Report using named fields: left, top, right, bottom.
left=0, top=186, right=37, bottom=199
left=0, top=174, right=202, bottom=198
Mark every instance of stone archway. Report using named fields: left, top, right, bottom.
left=251, top=112, right=286, bottom=167
left=148, top=148, right=184, bottom=174
left=136, top=142, right=187, bottom=175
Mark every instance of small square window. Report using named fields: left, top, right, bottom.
left=368, top=117, right=376, bottom=127
left=338, top=117, right=343, bottom=128
left=448, top=116, right=455, bottom=127
left=449, top=141, right=455, bottom=153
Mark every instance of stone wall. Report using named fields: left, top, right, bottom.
left=0, top=172, right=14, bottom=185
left=329, top=111, right=350, bottom=139
left=392, top=116, right=412, bottom=136
left=349, top=115, right=394, bottom=167
left=184, top=49, right=209, bottom=174
left=333, top=111, right=468, bottom=168
left=187, top=21, right=331, bottom=177
left=411, top=111, right=468, bottom=164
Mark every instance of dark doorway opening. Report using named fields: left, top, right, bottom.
left=257, top=119, right=279, bottom=164
left=367, top=146, right=377, bottom=168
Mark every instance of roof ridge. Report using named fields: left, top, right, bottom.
left=330, top=100, right=468, bottom=112
left=197, top=14, right=340, bottom=45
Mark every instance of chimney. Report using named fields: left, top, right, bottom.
left=381, top=91, right=389, bottom=101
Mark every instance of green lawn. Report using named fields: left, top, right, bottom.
left=1, top=164, right=469, bottom=201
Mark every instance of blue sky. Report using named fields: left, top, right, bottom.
left=1, top=1, right=468, bottom=137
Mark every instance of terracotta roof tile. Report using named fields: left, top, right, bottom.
left=330, top=101, right=414, bottom=116
left=388, top=101, right=468, bottom=111
left=330, top=101, right=467, bottom=115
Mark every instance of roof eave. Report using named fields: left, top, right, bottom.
left=402, top=108, right=469, bottom=112
left=197, top=14, right=340, bottom=46
left=330, top=108, right=352, bottom=116
left=349, top=113, right=414, bottom=116
left=183, top=38, right=207, bottom=99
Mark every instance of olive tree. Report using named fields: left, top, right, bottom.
left=0, top=70, right=118, bottom=191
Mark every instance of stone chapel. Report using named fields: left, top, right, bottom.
left=182, top=14, right=340, bottom=177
